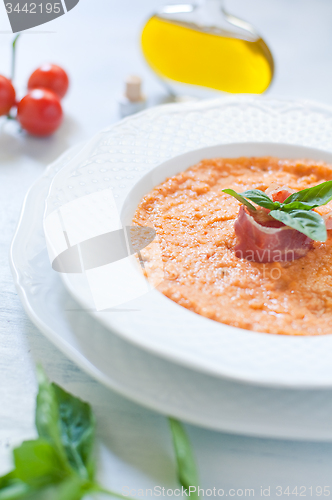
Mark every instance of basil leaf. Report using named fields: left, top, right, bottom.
left=52, top=384, right=95, bottom=481
left=35, top=368, right=68, bottom=467
left=281, top=201, right=317, bottom=211
left=36, top=367, right=95, bottom=481
left=240, top=189, right=278, bottom=210
left=25, top=476, right=91, bottom=500
left=0, top=472, right=31, bottom=500
left=222, top=189, right=256, bottom=211
left=2, top=476, right=91, bottom=500
left=13, top=440, right=67, bottom=489
left=269, top=210, right=327, bottom=241
left=0, top=472, right=19, bottom=489
left=0, top=486, right=31, bottom=500
left=0, top=486, right=32, bottom=500
left=169, top=418, right=199, bottom=498
left=0, top=441, right=80, bottom=499
left=284, top=181, right=332, bottom=207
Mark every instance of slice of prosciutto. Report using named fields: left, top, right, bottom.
left=233, top=187, right=313, bottom=263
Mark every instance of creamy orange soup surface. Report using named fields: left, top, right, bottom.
left=133, top=157, right=332, bottom=336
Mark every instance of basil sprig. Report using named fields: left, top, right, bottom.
left=222, top=181, right=332, bottom=241
left=0, top=367, right=199, bottom=500
left=169, top=418, right=199, bottom=499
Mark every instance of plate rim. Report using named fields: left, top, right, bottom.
left=34, top=96, right=332, bottom=389
left=12, top=151, right=332, bottom=441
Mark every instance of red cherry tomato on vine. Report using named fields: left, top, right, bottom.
left=0, top=75, right=16, bottom=116
left=17, top=89, right=63, bottom=137
left=28, top=64, right=69, bottom=99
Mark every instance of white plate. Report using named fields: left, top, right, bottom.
left=10, top=142, right=332, bottom=441
left=45, top=97, right=332, bottom=388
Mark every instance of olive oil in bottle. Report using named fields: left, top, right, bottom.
left=141, top=3, right=274, bottom=94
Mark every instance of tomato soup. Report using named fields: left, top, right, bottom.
left=133, top=157, right=332, bottom=335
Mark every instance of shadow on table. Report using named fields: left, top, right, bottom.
left=0, top=113, right=80, bottom=167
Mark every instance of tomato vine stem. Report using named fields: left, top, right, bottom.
left=11, top=34, right=21, bottom=83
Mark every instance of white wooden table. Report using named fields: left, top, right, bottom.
left=1, top=0, right=332, bottom=497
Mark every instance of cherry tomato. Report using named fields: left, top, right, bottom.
left=28, top=64, right=69, bottom=99
left=17, top=89, right=63, bottom=137
left=0, top=75, right=16, bottom=115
